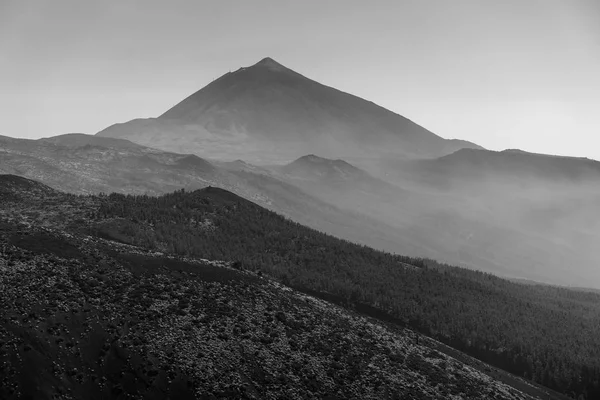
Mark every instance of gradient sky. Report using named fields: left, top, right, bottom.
left=1, top=0, right=599, bottom=159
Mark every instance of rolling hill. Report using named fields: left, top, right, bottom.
left=4, top=133, right=600, bottom=288
left=267, top=152, right=600, bottom=289
left=0, top=133, right=437, bottom=259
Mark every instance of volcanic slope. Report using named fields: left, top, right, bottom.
left=269, top=151, right=600, bottom=288
left=372, top=148, right=600, bottom=287
left=97, top=57, right=481, bottom=163
left=0, top=175, right=597, bottom=399
left=0, top=175, right=538, bottom=400
left=5, top=133, right=600, bottom=287
left=0, top=133, right=446, bottom=259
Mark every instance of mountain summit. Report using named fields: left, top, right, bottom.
left=253, top=56, right=290, bottom=71
left=98, top=57, right=481, bottom=163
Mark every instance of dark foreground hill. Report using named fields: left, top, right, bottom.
left=0, top=176, right=543, bottom=400
left=1, top=176, right=598, bottom=399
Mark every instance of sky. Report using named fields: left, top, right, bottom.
left=1, top=0, right=599, bottom=159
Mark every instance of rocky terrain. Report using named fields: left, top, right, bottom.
left=0, top=175, right=550, bottom=399
left=1, top=175, right=593, bottom=399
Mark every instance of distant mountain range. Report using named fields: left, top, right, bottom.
left=0, top=133, right=433, bottom=259
left=97, top=57, right=481, bottom=164
left=4, top=130, right=599, bottom=287
left=381, top=148, right=600, bottom=189
left=2, top=57, right=600, bottom=288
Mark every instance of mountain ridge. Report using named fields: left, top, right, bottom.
left=409, top=147, right=600, bottom=185
left=1, top=134, right=438, bottom=260
left=4, top=133, right=600, bottom=288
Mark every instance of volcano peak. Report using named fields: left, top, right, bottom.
left=253, top=57, right=287, bottom=71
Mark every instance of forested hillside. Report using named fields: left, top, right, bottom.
left=1, top=176, right=598, bottom=398
left=90, top=188, right=600, bottom=399
left=1, top=175, right=545, bottom=400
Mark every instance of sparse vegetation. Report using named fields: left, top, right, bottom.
left=1, top=175, right=598, bottom=399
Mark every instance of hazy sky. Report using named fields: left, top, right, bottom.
left=1, top=0, right=599, bottom=159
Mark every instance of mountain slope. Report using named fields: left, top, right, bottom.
left=6, top=133, right=600, bottom=287
left=0, top=225, right=536, bottom=399
left=380, top=149, right=600, bottom=263
left=272, top=154, right=416, bottom=223
left=1, top=175, right=595, bottom=399
left=0, top=134, right=437, bottom=259
left=0, top=134, right=217, bottom=194
left=281, top=154, right=374, bottom=182
left=383, top=148, right=600, bottom=189
left=5, top=133, right=600, bottom=288
left=268, top=152, right=600, bottom=288
left=97, top=57, right=481, bottom=163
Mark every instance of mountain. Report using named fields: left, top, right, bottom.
left=273, top=154, right=415, bottom=222
left=0, top=133, right=439, bottom=259
left=267, top=151, right=600, bottom=289
left=392, top=149, right=600, bottom=284
left=1, top=175, right=595, bottom=399
left=5, top=133, right=600, bottom=288
left=377, top=148, right=600, bottom=244
left=380, top=148, right=600, bottom=189
left=97, top=57, right=482, bottom=163
left=39, top=132, right=145, bottom=150
left=281, top=154, right=373, bottom=182
left=270, top=150, right=600, bottom=289
left=0, top=133, right=217, bottom=195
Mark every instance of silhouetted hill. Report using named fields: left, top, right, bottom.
left=97, top=57, right=482, bottom=163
